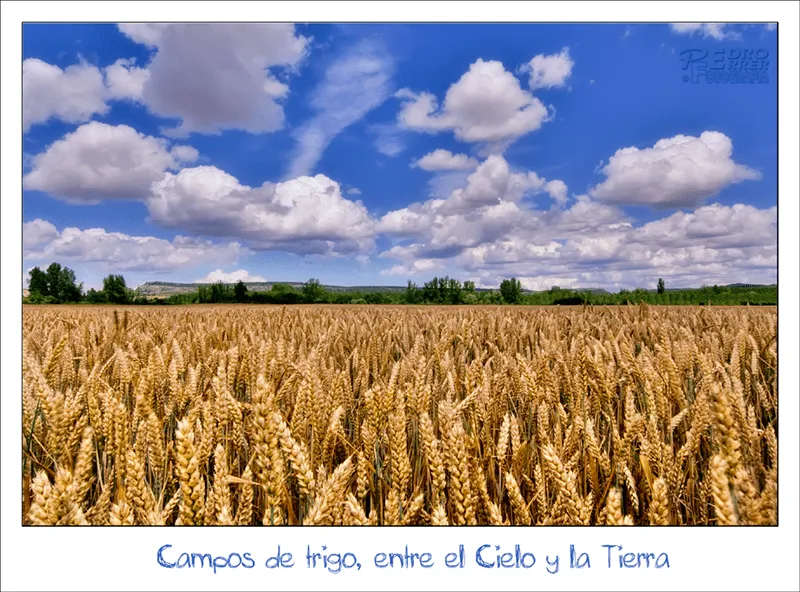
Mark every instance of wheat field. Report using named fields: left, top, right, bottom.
left=22, top=304, right=777, bottom=526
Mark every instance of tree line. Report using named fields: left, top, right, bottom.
left=23, top=264, right=777, bottom=306
left=25, top=264, right=134, bottom=304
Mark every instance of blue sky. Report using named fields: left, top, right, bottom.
left=22, top=22, right=777, bottom=291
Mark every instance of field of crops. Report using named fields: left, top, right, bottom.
left=22, top=304, right=777, bottom=526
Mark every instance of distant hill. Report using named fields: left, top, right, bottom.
left=659, top=283, right=776, bottom=293
left=136, top=281, right=506, bottom=296
left=723, top=283, right=777, bottom=289
left=135, top=280, right=776, bottom=298
left=136, top=281, right=410, bottom=296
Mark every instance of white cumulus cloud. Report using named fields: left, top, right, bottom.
left=378, top=155, right=572, bottom=258
left=23, top=220, right=245, bottom=272
left=373, top=152, right=771, bottom=289
left=103, top=58, right=150, bottom=100
left=147, top=166, right=377, bottom=255
left=119, top=23, right=309, bottom=136
left=448, top=200, right=775, bottom=291
left=589, top=131, right=761, bottom=207
left=117, top=23, right=170, bottom=47
left=629, top=203, right=776, bottom=250
left=380, top=258, right=444, bottom=277
left=22, top=219, right=60, bottom=251
left=23, top=57, right=149, bottom=132
left=455, top=201, right=773, bottom=290
left=545, top=179, right=568, bottom=205
left=436, top=154, right=548, bottom=215
left=23, top=122, right=198, bottom=202
left=396, top=58, right=552, bottom=148
left=412, top=149, right=478, bottom=171
left=523, top=47, right=574, bottom=90
left=23, top=59, right=105, bottom=131
left=169, top=144, right=200, bottom=164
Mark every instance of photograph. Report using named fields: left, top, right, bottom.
left=20, top=20, right=778, bottom=529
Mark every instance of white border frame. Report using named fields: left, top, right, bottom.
left=2, top=3, right=797, bottom=591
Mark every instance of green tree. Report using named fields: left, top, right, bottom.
left=197, top=285, right=212, bottom=303
left=210, top=282, right=224, bottom=302
left=302, top=278, right=325, bottom=303
left=403, top=280, right=421, bottom=304
left=102, top=274, right=130, bottom=304
left=209, top=281, right=234, bottom=303
left=28, top=267, right=50, bottom=298
left=480, top=290, right=505, bottom=305
left=86, top=288, right=108, bottom=304
left=657, top=277, right=665, bottom=294
left=234, top=280, right=248, bottom=303
left=422, top=276, right=442, bottom=303
left=500, top=277, right=522, bottom=304
left=444, top=276, right=463, bottom=304
left=266, top=283, right=299, bottom=303
left=420, top=275, right=462, bottom=304
left=43, top=263, right=82, bottom=303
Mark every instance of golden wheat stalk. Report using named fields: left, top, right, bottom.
left=21, top=305, right=777, bottom=526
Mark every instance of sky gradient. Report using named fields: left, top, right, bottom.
left=21, top=22, right=778, bottom=291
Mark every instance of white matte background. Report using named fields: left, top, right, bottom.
left=2, top=2, right=797, bottom=591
